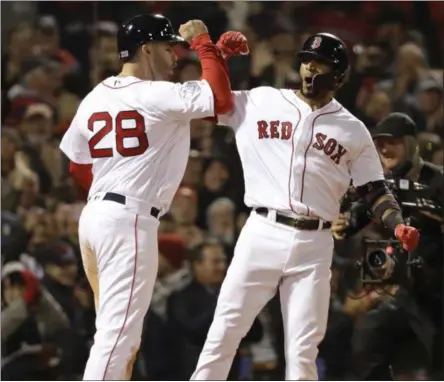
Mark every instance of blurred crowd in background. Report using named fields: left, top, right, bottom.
left=1, top=1, right=443, bottom=380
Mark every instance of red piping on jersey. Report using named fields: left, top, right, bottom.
left=69, top=161, right=93, bottom=192
left=287, top=108, right=302, bottom=214
left=101, top=80, right=146, bottom=90
left=103, top=214, right=139, bottom=380
left=299, top=107, right=343, bottom=215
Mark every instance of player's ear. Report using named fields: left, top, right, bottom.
left=141, top=44, right=153, bottom=57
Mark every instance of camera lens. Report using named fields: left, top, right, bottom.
left=366, top=249, right=396, bottom=280
left=368, top=250, right=387, bottom=268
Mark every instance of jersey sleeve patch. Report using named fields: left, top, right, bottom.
left=179, top=81, right=202, bottom=99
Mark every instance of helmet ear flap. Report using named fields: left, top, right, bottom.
left=335, top=67, right=349, bottom=88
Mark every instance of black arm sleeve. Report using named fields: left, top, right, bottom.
left=354, top=180, right=390, bottom=204
left=355, top=180, right=404, bottom=231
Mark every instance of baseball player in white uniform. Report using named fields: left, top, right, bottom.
left=191, top=32, right=420, bottom=380
left=59, top=14, right=233, bottom=380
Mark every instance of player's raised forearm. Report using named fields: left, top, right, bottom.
left=356, top=180, right=419, bottom=250
left=189, top=34, right=233, bottom=114
left=356, top=180, right=404, bottom=230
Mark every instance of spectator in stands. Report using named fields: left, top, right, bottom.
left=34, top=15, right=79, bottom=75
left=39, top=242, right=78, bottom=321
left=167, top=239, right=227, bottom=379
left=1, top=211, right=29, bottom=266
left=151, top=234, right=191, bottom=321
left=206, top=197, right=238, bottom=259
left=374, top=6, right=411, bottom=51
left=4, top=57, right=61, bottom=128
left=182, top=150, right=204, bottom=189
left=1, top=131, right=30, bottom=212
left=190, top=118, right=214, bottom=153
left=1, top=23, right=35, bottom=118
left=168, top=238, right=264, bottom=379
left=256, top=29, right=300, bottom=89
left=172, top=57, right=201, bottom=83
left=363, top=90, right=392, bottom=127
left=417, top=79, right=444, bottom=137
left=140, top=234, right=191, bottom=380
left=1, top=262, right=69, bottom=380
left=377, top=42, right=429, bottom=116
left=53, top=202, right=85, bottom=253
left=197, top=158, right=231, bottom=229
left=89, top=25, right=120, bottom=87
left=171, top=186, right=199, bottom=226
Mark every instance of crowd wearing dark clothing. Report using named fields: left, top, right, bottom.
left=1, top=1, right=443, bottom=380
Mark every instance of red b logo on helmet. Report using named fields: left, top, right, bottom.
left=311, top=36, right=322, bottom=49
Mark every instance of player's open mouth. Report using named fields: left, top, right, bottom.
left=304, top=77, right=314, bottom=89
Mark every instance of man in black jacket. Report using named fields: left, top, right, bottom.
left=333, top=113, right=443, bottom=380
left=167, top=238, right=263, bottom=380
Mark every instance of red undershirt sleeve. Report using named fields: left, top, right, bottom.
left=191, top=33, right=233, bottom=115
left=69, top=161, right=93, bottom=192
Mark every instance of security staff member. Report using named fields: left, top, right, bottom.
left=334, top=113, right=443, bottom=380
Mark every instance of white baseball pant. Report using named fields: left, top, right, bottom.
left=78, top=194, right=159, bottom=380
left=191, top=210, right=334, bottom=380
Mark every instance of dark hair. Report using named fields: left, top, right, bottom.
left=2, top=272, right=26, bottom=288
left=188, top=238, right=223, bottom=264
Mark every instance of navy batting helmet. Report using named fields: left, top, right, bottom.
left=297, top=33, right=349, bottom=91
left=118, top=14, right=184, bottom=62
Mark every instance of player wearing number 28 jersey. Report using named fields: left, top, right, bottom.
left=59, top=14, right=232, bottom=381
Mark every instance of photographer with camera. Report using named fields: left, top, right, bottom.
left=334, top=113, right=443, bottom=380
left=1, top=262, right=69, bottom=380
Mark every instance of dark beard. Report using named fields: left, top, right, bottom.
left=300, top=84, right=329, bottom=102
left=301, top=85, right=320, bottom=99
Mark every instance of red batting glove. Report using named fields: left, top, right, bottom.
left=395, top=224, right=420, bottom=251
left=21, top=270, right=41, bottom=305
left=216, top=31, right=249, bottom=59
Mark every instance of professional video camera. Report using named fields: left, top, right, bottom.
left=356, top=239, right=424, bottom=286
left=342, top=177, right=441, bottom=287
left=385, top=177, right=442, bottom=219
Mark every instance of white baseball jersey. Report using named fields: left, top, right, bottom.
left=218, top=86, right=384, bottom=221
left=60, top=76, right=214, bottom=212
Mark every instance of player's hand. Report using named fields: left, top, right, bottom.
left=179, top=20, right=209, bottom=43
left=216, top=31, right=249, bottom=59
left=331, top=213, right=349, bottom=240
left=395, top=224, right=420, bottom=251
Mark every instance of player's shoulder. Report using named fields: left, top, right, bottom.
left=334, top=100, right=369, bottom=131
left=151, top=79, right=206, bottom=92
left=237, top=86, right=281, bottom=97
left=232, top=86, right=281, bottom=105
